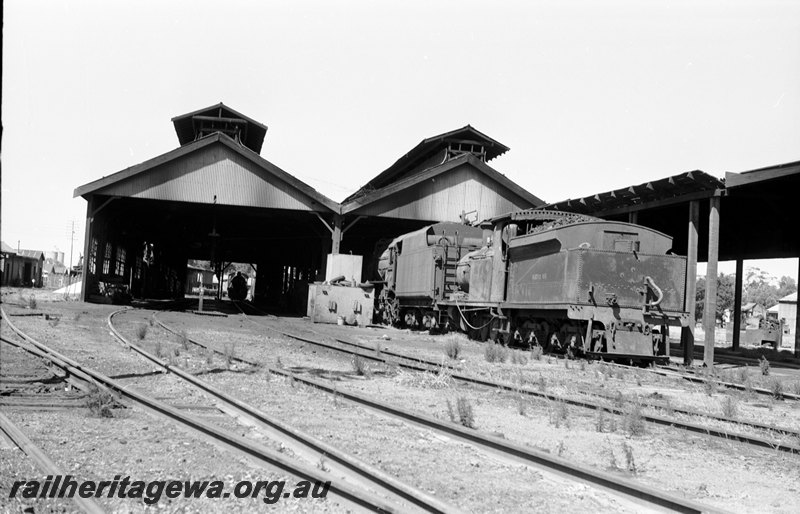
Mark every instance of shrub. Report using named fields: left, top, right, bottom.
left=484, top=344, right=508, bottom=363
left=550, top=401, right=570, bottom=428
left=444, top=339, right=461, bottom=360
left=28, top=296, right=37, bottom=310
left=86, top=386, right=116, bottom=418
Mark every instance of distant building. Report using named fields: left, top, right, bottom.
left=778, top=292, right=797, bottom=337
left=185, top=264, right=215, bottom=295
left=741, top=302, right=767, bottom=328
left=0, top=242, right=44, bottom=287
left=43, top=258, right=70, bottom=289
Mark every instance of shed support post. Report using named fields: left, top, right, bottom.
left=732, top=258, right=743, bottom=351
left=703, top=195, right=721, bottom=366
left=796, top=258, right=800, bottom=358
left=79, top=197, right=94, bottom=302
left=681, top=200, right=700, bottom=365
left=331, top=215, right=343, bottom=255
left=628, top=211, right=638, bottom=224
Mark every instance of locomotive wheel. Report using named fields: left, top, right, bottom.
left=421, top=311, right=437, bottom=330
left=403, top=309, right=421, bottom=328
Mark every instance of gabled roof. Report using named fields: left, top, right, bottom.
left=171, top=103, right=269, bottom=155
left=344, top=125, right=510, bottom=203
left=340, top=152, right=544, bottom=215
left=73, top=132, right=340, bottom=213
left=780, top=292, right=797, bottom=303
left=541, top=170, right=724, bottom=217
left=17, top=250, right=44, bottom=260
left=1, top=241, right=17, bottom=254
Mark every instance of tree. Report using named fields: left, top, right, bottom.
left=743, top=266, right=780, bottom=308
left=777, top=275, right=797, bottom=300
left=695, top=273, right=735, bottom=322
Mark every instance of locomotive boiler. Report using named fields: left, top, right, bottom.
left=377, top=211, right=689, bottom=363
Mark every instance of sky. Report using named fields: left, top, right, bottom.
left=2, top=0, right=799, bottom=278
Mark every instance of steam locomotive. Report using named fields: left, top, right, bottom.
left=376, top=211, right=689, bottom=362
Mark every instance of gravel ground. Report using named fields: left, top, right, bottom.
left=1, top=291, right=799, bottom=512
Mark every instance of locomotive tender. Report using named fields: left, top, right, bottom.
left=377, top=211, right=689, bottom=362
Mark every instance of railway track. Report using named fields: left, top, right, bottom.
left=151, top=308, right=717, bottom=513
left=1, top=307, right=435, bottom=513
left=219, top=304, right=800, bottom=455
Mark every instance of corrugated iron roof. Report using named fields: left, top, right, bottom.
left=343, top=125, right=510, bottom=203
left=1, top=241, right=17, bottom=254
left=539, top=170, right=724, bottom=216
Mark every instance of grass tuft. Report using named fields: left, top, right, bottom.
left=444, top=338, right=462, bottom=360
left=86, top=386, right=116, bottom=418
left=484, top=344, right=508, bottom=363
left=623, top=404, right=646, bottom=436
left=721, top=396, right=738, bottom=419
left=135, top=324, right=148, bottom=340
left=446, top=396, right=475, bottom=428
left=351, top=354, right=371, bottom=377
left=530, top=345, right=543, bottom=361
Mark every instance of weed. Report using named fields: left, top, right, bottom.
left=607, top=446, right=619, bottom=471
left=621, top=442, right=637, bottom=474
left=316, top=457, right=329, bottom=472
left=662, top=398, right=674, bottom=417
left=86, top=386, right=115, bottom=418
left=153, top=341, right=164, bottom=358
left=223, top=344, right=236, bottom=369
left=759, top=356, right=770, bottom=376
left=736, top=366, right=749, bottom=384
left=49, top=318, right=60, bottom=328
left=550, top=401, right=570, bottom=428
left=444, top=338, right=462, bottom=360
left=537, top=375, right=547, bottom=392
left=556, top=441, right=566, bottom=457
left=484, top=344, right=508, bottom=363
left=510, top=351, right=528, bottom=366
left=135, top=324, right=148, bottom=340
left=28, top=296, right=37, bottom=310
left=790, top=381, right=800, bottom=396
left=351, top=354, right=371, bottom=377
left=517, top=397, right=528, bottom=416
left=703, top=377, right=717, bottom=396
left=374, top=342, right=382, bottom=357
left=595, top=408, right=607, bottom=432
left=613, top=391, right=626, bottom=409
left=148, top=317, right=155, bottom=327
left=530, top=345, right=543, bottom=361
left=721, top=396, right=738, bottom=419
left=205, top=349, right=214, bottom=366
left=179, top=331, right=190, bottom=350
left=455, top=396, right=476, bottom=428
left=624, top=404, right=646, bottom=436
left=770, top=378, right=784, bottom=400
left=73, top=312, right=82, bottom=322
left=446, top=399, right=456, bottom=423
left=579, top=360, right=586, bottom=372
left=173, top=346, right=180, bottom=357
left=275, top=356, right=284, bottom=369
